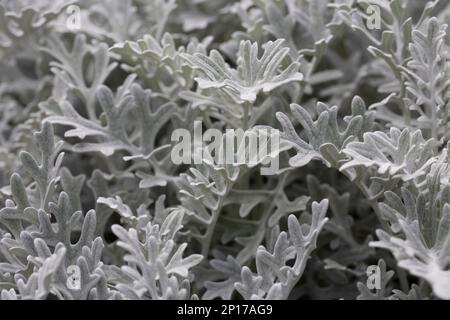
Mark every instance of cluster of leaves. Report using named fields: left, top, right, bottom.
left=1, top=0, right=450, bottom=300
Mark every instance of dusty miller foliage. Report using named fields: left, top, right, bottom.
left=0, top=0, right=449, bottom=300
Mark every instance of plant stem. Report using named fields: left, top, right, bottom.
left=201, top=196, right=225, bottom=258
